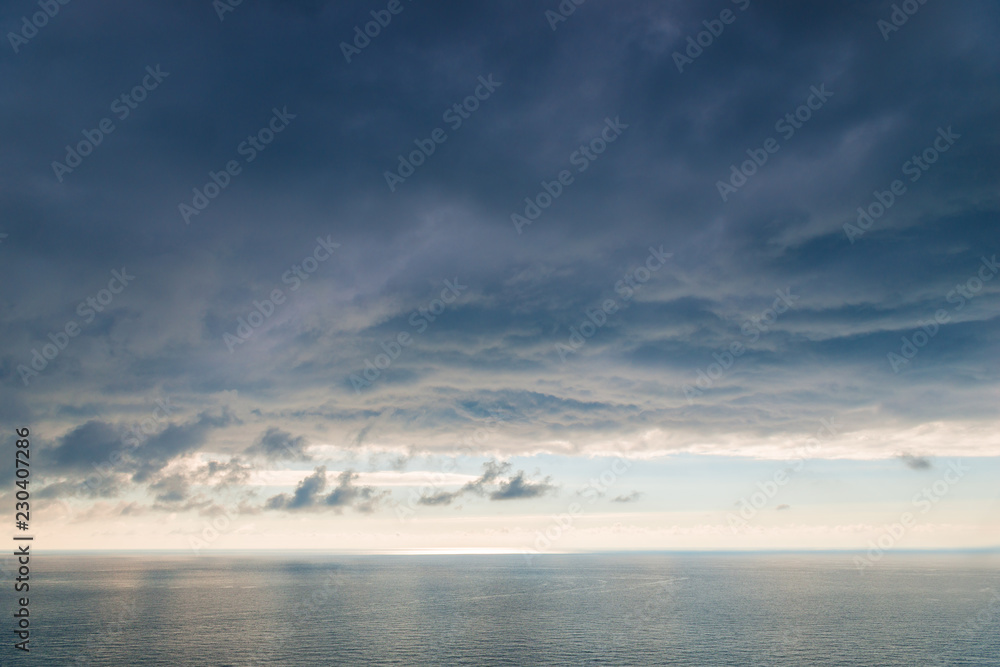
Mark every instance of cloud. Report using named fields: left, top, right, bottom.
left=898, top=454, right=932, bottom=470
left=129, top=409, right=238, bottom=483
left=417, top=460, right=511, bottom=506
left=490, top=471, right=555, bottom=501
left=776, top=504, right=791, bottom=511
left=417, top=491, right=459, bottom=506
left=1, top=0, right=998, bottom=535
left=197, top=459, right=254, bottom=488
left=612, top=491, right=643, bottom=503
left=264, top=467, right=388, bottom=513
left=149, top=474, right=189, bottom=503
left=325, top=471, right=389, bottom=513
left=47, top=420, right=122, bottom=470
left=416, top=460, right=555, bottom=505
left=246, top=427, right=311, bottom=461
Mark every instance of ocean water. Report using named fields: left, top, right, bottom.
left=4, top=553, right=999, bottom=666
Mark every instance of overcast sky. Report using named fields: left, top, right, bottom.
left=1, top=0, right=998, bottom=553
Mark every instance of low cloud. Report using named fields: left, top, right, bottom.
left=246, top=427, right=311, bottom=461
left=490, top=471, right=554, bottom=501
left=898, top=454, right=932, bottom=470
left=416, top=460, right=553, bottom=505
left=264, top=467, right=388, bottom=513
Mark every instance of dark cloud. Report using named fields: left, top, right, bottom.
left=130, top=409, right=237, bottom=482
left=149, top=474, right=189, bottom=503
left=265, top=467, right=387, bottom=513
left=246, top=427, right=311, bottom=461
left=417, top=491, right=459, bottom=506
left=612, top=491, right=643, bottom=503
left=490, top=471, right=555, bottom=501
left=0, top=0, right=997, bottom=521
left=417, top=460, right=511, bottom=506
left=47, top=420, right=122, bottom=470
left=898, top=454, right=932, bottom=470
left=325, top=471, right=388, bottom=513
left=416, top=460, right=553, bottom=505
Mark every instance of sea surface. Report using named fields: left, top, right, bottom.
left=3, top=552, right=998, bottom=666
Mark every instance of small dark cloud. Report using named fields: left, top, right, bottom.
left=246, top=427, right=311, bottom=461
left=612, top=491, right=642, bottom=503
left=417, top=460, right=513, bottom=506
left=898, top=454, right=932, bottom=470
left=417, top=491, right=460, bottom=506
left=465, top=460, right=511, bottom=496
left=289, top=466, right=328, bottom=509
left=490, top=471, right=554, bottom=501
left=325, top=471, right=388, bottom=513
left=197, top=459, right=254, bottom=488
left=387, top=454, right=410, bottom=472
left=149, top=474, right=189, bottom=503
left=265, top=467, right=387, bottom=513
left=776, top=504, right=791, bottom=511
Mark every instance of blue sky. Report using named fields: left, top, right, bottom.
left=1, top=0, right=998, bottom=552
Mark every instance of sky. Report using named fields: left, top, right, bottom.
left=1, top=0, right=998, bottom=555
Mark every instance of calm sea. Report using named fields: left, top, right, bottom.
left=3, top=553, right=998, bottom=665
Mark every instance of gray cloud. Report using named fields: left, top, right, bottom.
left=416, top=460, right=553, bottom=505
left=898, top=454, right=932, bottom=470
left=149, top=474, right=189, bottom=503
left=265, top=467, right=387, bottom=513
left=246, top=427, right=311, bottom=461
left=0, top=0, right=997, bottom=521
left=490, top=471, right=555, bottom=501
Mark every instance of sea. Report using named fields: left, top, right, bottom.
left=3, top=552, right=998, bottom=666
